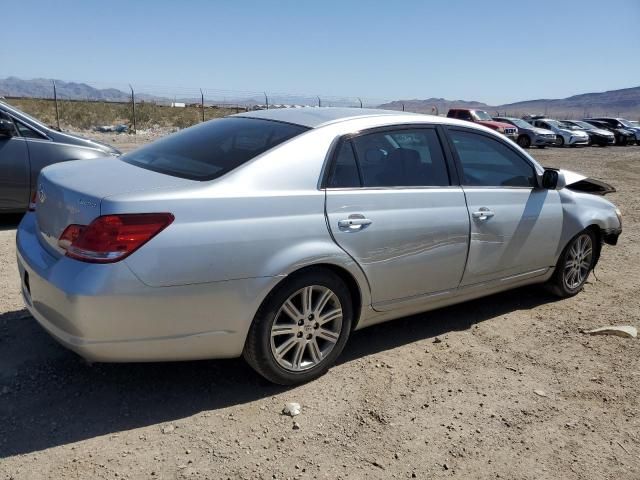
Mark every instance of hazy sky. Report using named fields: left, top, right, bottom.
left=3, top=0, right=639, bottom=104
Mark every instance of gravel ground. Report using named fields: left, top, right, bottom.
left=1, top=143, right=639, bottom=480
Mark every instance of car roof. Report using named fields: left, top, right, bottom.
left=233, top=107, right=418, bottom=128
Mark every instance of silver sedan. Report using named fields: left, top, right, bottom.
left=16, top=108, right=622, bottom=384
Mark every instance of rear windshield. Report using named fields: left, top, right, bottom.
left=121, top=117, right=308, bottom=180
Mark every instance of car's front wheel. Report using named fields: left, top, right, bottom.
left=243, top=268, right=353, bottom=385
left=555, top=135, right=565, bottom=147
left=517, top=135, right=531, bottom=148
left=546, top=229, right=597, bottom=298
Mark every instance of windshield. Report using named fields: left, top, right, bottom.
left=122, top=117, right=308, bottom=181
left=1, top=101, right=49, bottom=130
left=545, top=120, right=560, bottom=127
left=508, top=118, right=533, bottom=129
left=472, top=110, right=493, bottom=121
left=617, top=119, right=634, bottom=128
left=559, top=121, right=581, bottom=130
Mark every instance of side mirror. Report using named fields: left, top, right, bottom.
left=0, top=119, right=15, bottom=137
left=542, top=169, right=566, bottom=190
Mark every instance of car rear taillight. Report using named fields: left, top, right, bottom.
left=58, top=213, right=174, bottom=263
left=28, top=191, right=38, bottom=212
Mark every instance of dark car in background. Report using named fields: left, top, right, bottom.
left=493, top=117, right=556, bottom=149
left=561, top=120, right=615, bottom=146
left=588, top=117, right=639, bottom=144
left=0, top=101, right=120, bottom=212
left=583, top=119, right=635, bottom=146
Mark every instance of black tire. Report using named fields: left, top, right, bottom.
left=536, top=145, right=546, bottom=149
left=546, top=229, right=598, bottom=298
left=243, top=267, right=353, bottom=385
left=555, top=135, right=565, bottom=147
left=517, top=135, right=531, bottom=149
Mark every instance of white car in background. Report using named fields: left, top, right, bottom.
left=527, top=117, right=589, bottom=147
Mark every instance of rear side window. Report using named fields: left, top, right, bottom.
left=448, top=130, right=536, bottom=188
left=122, top=117, right=308, bottom=181
left=333, top=128, right=450, bottom=188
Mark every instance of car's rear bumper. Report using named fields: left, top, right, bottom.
left=16, top=213, right=277, bottom=362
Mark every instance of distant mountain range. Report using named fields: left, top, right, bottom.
left=379, top=86, right=640, bottom=118
left=1, top=77, right=639, bottom=118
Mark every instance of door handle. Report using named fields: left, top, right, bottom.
left=338, top=215, right=372, bottom=230
left=471, top=208, right=495, bottom=220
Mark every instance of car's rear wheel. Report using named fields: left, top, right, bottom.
left=555, top=135, right=565, bottom=147
left=517, top=135, right=531, bottom=148
left=243, top=268, right=353, bottom=385
left=546, top=229, right=597, bottom=298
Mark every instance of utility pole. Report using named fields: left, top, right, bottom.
left=200, top=88, right=205, bottom=122
left=129, top=84, right=136, bottom=134
left=264, top=92, right=269, bottom=110
left=358, top=97, right=363, bottom=108
left=52, top=80, right=60, bottom=130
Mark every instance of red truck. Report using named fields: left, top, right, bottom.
left=447, top=108, right=518, bottom=142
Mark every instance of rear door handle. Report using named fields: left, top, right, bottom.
left=338, top=215, right=372, bottom=230
left=471, top=208, right=495, bottom=220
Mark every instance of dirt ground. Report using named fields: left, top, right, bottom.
left=1, top=142, right=639, bottom=480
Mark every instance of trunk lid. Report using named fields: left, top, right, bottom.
left=35, top=158, right=194, bottom=256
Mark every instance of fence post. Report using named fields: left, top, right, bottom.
left=52, top=80, right=60, bottom=131
left=200, top=88, right=205, bottom=122
left=358, top=97, right=363, bottom=108
left=264, top=92, right=269, bottom=110
left=317, top=96, right=321, bottom=107
left=129, top=84, right=136, bottom=134
left=402, top=103, right=405, bottom=111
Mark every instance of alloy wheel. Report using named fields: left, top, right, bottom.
left=270, top=285, right=343, bottom=371
left=563, top=233, right=593, bottom=290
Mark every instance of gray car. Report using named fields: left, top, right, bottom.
left=16, top=108, right=622, bottom=385
left=493, top=117, right=556, bottom=149
left=0, top=101, right=120, bottom=212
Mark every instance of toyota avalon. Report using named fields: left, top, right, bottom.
left=16, top=108, right=622, bottom=384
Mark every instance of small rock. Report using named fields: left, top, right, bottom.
left=162, top=425, right=175, bottom=434
left=282, top=402, right=301, bottom=417
left=433, top=337, right=442, bottom=344
left=443, top=463, right=449, bottom=470
left=534, top=389, right=547, bottom=397
left=292, top=421, right=301, bottom=430
left=185, top=449, right=191, bottom=454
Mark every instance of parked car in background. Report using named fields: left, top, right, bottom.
left=526, top=117, right=589, bottom=147
left=561, top=120, right=615, bottom=146
left=583, top=119, right=635, bottom=146
left=493, top=117, right=555, bottom=149
left=447, top=108, right=518, bottom=141
left=17, top=108, right=622, bottom=385
left=587, top=117, right=639, bottom=145
left=0, top=101, right=121, bottom=213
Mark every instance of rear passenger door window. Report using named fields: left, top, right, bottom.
left=448, top=129, right=536, bottom=188
left=348, top=128, right=450, bottom=187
